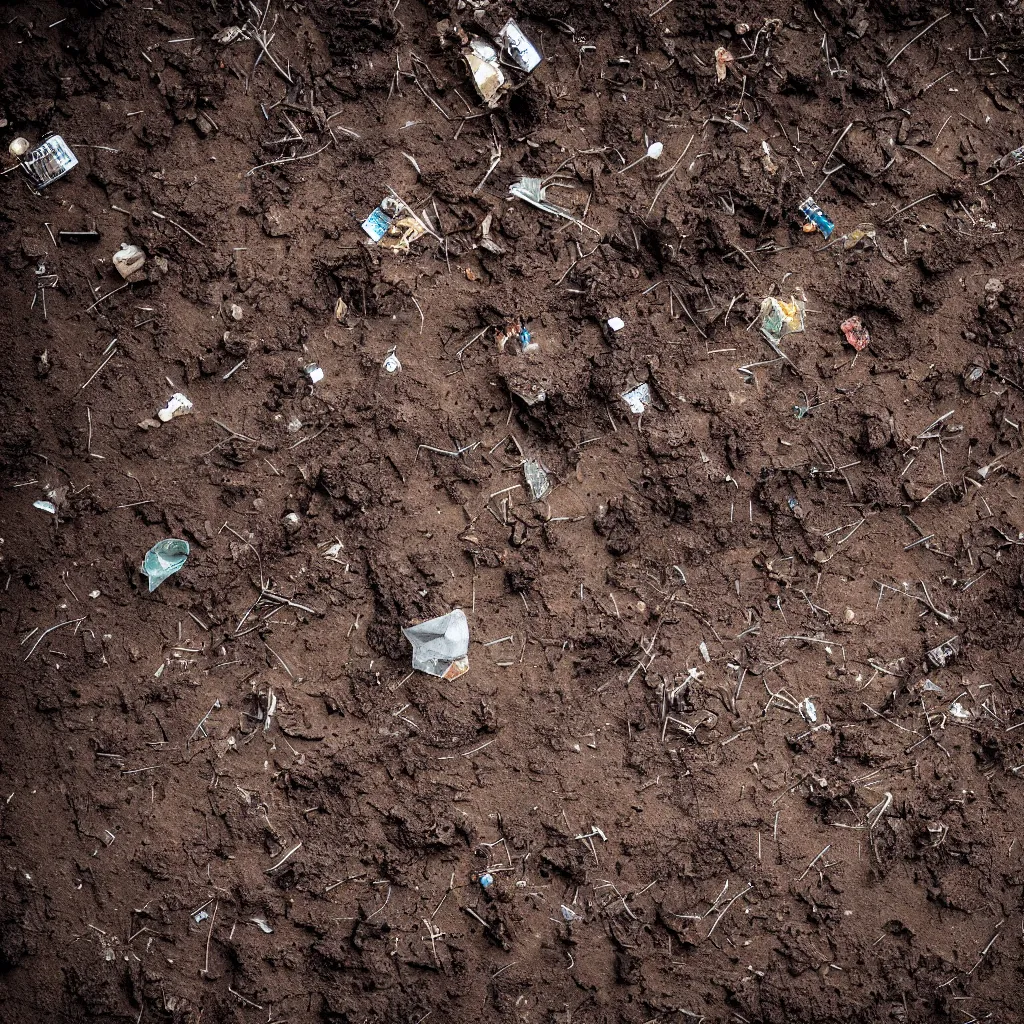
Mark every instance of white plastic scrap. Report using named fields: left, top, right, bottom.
left=607, top=317, right=625, bottom=332
left=621, top=382, right=651, bottom=415
left=157, top=393, right=193, bottom=422
left=949, top=701, right=971, bottom=721
left=560, top=905, right=579, bottom=922
left=383, top=349, right=401, bottom=374
left=33, top=500, right=57, bottom=514
left=402, top=609, right=470, bottom=680
left=304, top=364, right=324, bottom=384
left=249, top=915, right=274, bottom=933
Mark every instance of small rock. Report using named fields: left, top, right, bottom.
left=282, top=512, right=301, bottom=533
left=334, top=297, right=348, bottom=321
left=511, top=521, right=528, bottom=546
left=9, top=137, right=29, bottom=158
left=229, top=303, right=244, bottom=321
left=843, top=607, right=855, bottom=623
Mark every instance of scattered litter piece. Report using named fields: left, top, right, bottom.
left=334, top=297, right=348, bottom=321
left=228, top=303, right=244, bottom=322
left=8, top=137, right=29, bottom=158
left=89, top=590, right=101, bottom=599
left=361, top=197, right=399, bottom=242
left=362, top=195, right=428, bottom=252
left=281, top=512, right=301, bottom=533
left=759, top=297, right=805, bottom=345
left=465, top=38, right=506, bottom=106
left=926, top=636, right=960, bottom=669
left=304, top=364, right=324, bottom=384
left=213, top=25, right=245, bottom=44
left=844, top=222, right=876, bottom=250
left=250, top=915, right=274, bottom=933
left=799, top=196, right=835, bottom=239
left=620, top=141, right=664, bottom=173
left=714, top=46, right=734, bottom=81
left=699, top=641, right=710, bottom=663
left=498, top=20, right=541, bottom=72
left=112, top=243, right=146, bottom=279
left=922, top=678, right=944, bottom=694
left=607, top=317, right=625, bottom=332
left=22, top=135, right=78, bottom=188
left=402, top=609, right=470, bottom=680
left=949, top=701, right=971, bottom=721
left=33, top=500, right=57, bottom=514
left=997, top=144, right=1024, bottom=170
left=761, top=141, right=778, bottom=175
left=621, top=382, right=651, bottom=415
left=497, top=318, right=537, bottom=354
left=323, top=540, right=344, bottom=560
left=157, top=392, right=193, bottom=422
left=508, top=177, right=579, bottom=224
left=840, top=315, right=870, bottom=352
left=193, top=910, right=209, bottom=924
left=383, top=349, right=401, bottom=373
left=141, top=539, right=189, bottom=592
left=479, top=872, right=494, bottom=889
left=798, top=697, right=817, bottom=724
left=523, top=459, right=551, bottom=501
left=560, top=905, right=579, bottom=922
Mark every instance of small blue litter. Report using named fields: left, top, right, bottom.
left=141, top=539, right=189, bottom=592
left=799, top=197, right=834, bottom=239
left=479, top=873, right=494, bottom=888
left=519, top=326, right=532, bottom=351
left=361, top=204, right=394, bottom=242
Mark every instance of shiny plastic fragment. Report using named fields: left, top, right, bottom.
left=22, top=135, right=78, bottom=188
left=759, top=297, right=805, bottom=344
left=508, top=177, right=579, bottom=224
left=498, top=20, right=541, bottom=72
left=403, top=609, right=470, bottom=680
left=621, top=382, right=651, bottom=414
left=799, top=197, right=835, bottom=238
left=844, top=223, right=876, bottom=250
left=141, top=539, right=190, bottom=592
left=523, top=459, right=551, bottom=501
left=926, top=636, right=960, bottom=669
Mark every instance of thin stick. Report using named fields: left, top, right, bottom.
left=247, top=143, right=330, bottom=176
left=167, top=218, right=207, bottom=247
left=265, top=841, right=302, bottom=873
left=25, top=617, right=87, bottom=660
left=646, top=134, right=693, bottom=217
left=85, top=283, right=129, bottom=312
left=201, top=899, right=218, bottom=975
left=887, top=12, right=950, bottom=67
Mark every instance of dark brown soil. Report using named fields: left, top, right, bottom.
left=2, top=0, right=1024, bottom=1021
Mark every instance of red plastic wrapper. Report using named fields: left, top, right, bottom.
left=840, top=315, right=870, bottom=351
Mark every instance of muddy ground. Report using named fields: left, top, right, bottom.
left=1, top=0, right=1024, bottom=1021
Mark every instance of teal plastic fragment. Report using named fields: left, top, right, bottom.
left=141, top=539, right=189, bottom=592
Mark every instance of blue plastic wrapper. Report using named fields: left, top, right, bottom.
left=141, top=539, right=190, bottom=592
left=799, top=197, right=834, bottom=239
